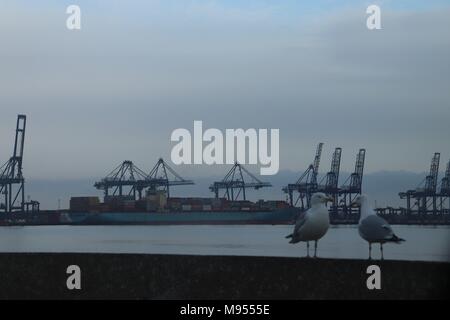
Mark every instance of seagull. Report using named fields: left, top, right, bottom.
left=286, top=193, right=333, bottom=257
left=352, top=194, right=405, bottom=260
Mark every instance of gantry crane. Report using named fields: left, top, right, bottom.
left=438, top=159, right=450, bottom=212
left=399, top=153, right=440, bottom=214
left=282, top=143, right=323, bottom=209
left=146, top=158, right=194, bottom=198
left=0, top=115, right=26, bottom=214
left=94, top=160, right=150, bottom=200
left=210, top=162, right=271, bottom=201
left=339, top=149, right=366, bottom=209
left=317, top=147, right=342, bottom=207
left=94, top=158, right=193, bottom=201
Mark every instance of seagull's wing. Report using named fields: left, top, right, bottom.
left=359, top=215, right=395, bottom=242
left=286, top=210, right=309, bottom=242
left=294, top=210, right=309, bottom=234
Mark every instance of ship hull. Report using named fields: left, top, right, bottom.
left=63, top=208, right=299, bottom=225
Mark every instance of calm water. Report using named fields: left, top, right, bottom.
left=0, top=225, right=449, bottom=262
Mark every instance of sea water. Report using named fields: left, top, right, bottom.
left=0, top=225, right=448, bottom=262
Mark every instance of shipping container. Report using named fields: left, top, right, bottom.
left=70, top=197, right=100, bottom=212
left=104, top=195, right=134, bottom=203
left=182, top=204, right=192, bottom=211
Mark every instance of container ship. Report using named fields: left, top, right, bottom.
left=61, top=194, right=298, bottom=225
left=53, top=160, right=299, bottom=226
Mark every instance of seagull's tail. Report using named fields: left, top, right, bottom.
left=389, top=234, right=405, bottom=243
left=285, top=233, right=293, bottom=239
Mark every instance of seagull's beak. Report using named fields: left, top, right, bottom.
left=326, top=196, right=334, bottom=203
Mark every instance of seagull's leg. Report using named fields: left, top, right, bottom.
left=306, top=241, right=310, bottom=257
left=314, top=240, right=318, bottom=258
left=368, top=243, right=372, bottom=260
left=380, top=244, right=384, bottom=260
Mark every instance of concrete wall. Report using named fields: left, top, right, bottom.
left=0, top=253, right=448, bottom=299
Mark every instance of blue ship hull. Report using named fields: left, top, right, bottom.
left=63, top=208, right=299, bottom=225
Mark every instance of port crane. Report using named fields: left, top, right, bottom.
left=283, top=143, right=323, bottom=209
left=440, top=160, right=450, bottom=194
left=210, top=162, right=272, bottom=201
left=95, top=158, right=194, bottom=200
left=438, top=159, right=450, bottom=212
left=94, top=160, right=149, bottom=200
left=317, top=147, right=342, bottom=207
left=338, top=148, right=366, bottom=210
left=399, top=153, right=440, bottom=214
left=145, top=158, right=194, bottom=198
left=0, top=115, right=27, bottom=214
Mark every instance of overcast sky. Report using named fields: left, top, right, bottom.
left=1, top=0, right=449, bottom=180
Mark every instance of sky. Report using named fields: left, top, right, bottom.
left=1, top=0, right=450, bottom=181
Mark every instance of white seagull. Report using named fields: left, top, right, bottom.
left=286, top=193, right=333, bottom=257
left=352, top=194, right=405, bottom=260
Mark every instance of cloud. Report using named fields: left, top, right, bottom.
left=0, top=2, right=449, bottom=179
